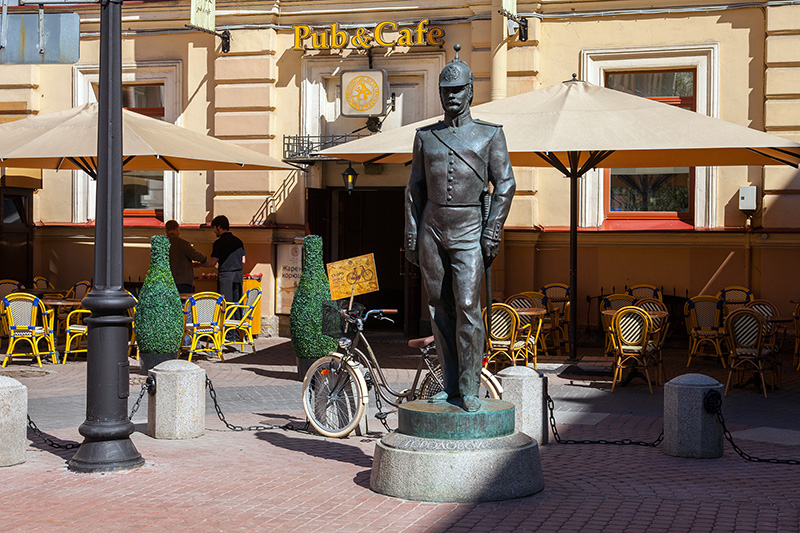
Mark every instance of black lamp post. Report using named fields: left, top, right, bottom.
left=67, top=0, right=144, bottom=473
left=341, top=163, right=358, bottom=194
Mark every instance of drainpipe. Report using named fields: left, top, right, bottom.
left=491, top=0, right=508, bottom=101
left=744, top=227, right=752, bottom=289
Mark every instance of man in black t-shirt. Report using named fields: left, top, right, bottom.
left=202, top=215, right=245, bottom=310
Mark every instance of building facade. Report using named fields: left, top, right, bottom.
left=1, top=0, right=798, bottom=336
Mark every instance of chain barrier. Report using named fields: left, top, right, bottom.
left=546, top=394, right=664, bottom=447
left=27, top=415, right=79, bottom=450
left=703, top=390, right=799, bottom=465
left=128, top=377, right=155, bottom=419
left=205, top=376, right=308, bottom=433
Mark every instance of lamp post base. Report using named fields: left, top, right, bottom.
left=68, top=438, right=145, bottom=473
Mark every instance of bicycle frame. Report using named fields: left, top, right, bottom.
left=336, top=312, right=442, bottom=408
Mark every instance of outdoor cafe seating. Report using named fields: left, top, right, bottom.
left=601, top=293, right=636, bottom=356
left=627, top=284, right=662, bottom=301
left=222, top=287, right=262, bottom=354
left=1, top=292, right=57, bottom=367
left=541, top=283, right=570, bottom=352
left=482, top=302, right=529, bottom=372
left=717, top=286, right=754, bottom=316
left=183, top=291, right=226, bottom=362
left=62, top=308, right=91, bottom=364
left=724, top=308, right=779, bottom=398
left=685, top=295, right=727, bottom=369
left=609, top=306, right=660, bottom=394
left=506, top=292, right=561, bottom=357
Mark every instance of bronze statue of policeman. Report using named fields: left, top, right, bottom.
left=405, top=46, right=516, bottom=412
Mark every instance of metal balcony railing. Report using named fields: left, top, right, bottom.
left=283, top=133, right=371, bottom=162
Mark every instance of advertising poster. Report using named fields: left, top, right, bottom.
left=327, top=253, right=379, bottom=301
left=276, top=243, right=302, bottom=314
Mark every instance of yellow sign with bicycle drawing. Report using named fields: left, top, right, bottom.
left=327, top=253, right=379, bottom=300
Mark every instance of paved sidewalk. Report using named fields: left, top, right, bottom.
left=1, top=334, right=798, bottom=532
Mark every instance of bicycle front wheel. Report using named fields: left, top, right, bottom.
left=302, top=355, right=368, bottom=438
left=417, top=365, right=502, bottom=400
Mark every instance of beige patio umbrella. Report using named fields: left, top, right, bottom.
left=0, top=102, right=294, bottom=176
left=319, top=79, right=800, bottom=361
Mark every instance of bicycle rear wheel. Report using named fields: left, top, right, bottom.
left=417, top=365, right=502, bottom=400
left=302, top=355, right=368, bottom=438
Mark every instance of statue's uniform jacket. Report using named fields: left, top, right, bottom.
left=405, top=116, right=516, bottom=398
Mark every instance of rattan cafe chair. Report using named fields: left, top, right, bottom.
left=483, top=303, right=525, bottom=373
left=610, top=306, right=658, bottom=394
left=1, top=293, right=57, bottom=367
left=634, top=297, right=670, bottom=385
left=183, top=292, right=226, bottom=362
left=601, top=294, right=636, bottom=356
left=725, top=308, right=776, bottom=398
left=745, top=299, right=783, bottom=387
left=507, top=292, right=560, bottom=356
left=716, top=286, right=754, bottom=316
left=627, top=284, right=662, bottom=302
left=685, top=296, right=727, bottom=368
left=223, top=287, right=262, bottom=353
left=62, top=309, right=91, bottom=363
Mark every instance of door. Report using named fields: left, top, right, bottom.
left=337, top=189, right=405, bottom=331
left=0, top=187, right=34, bottom=285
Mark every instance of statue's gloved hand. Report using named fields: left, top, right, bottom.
left=406, top=247, right=419, bottom=267
left=481, top=235, right=500, bottom=266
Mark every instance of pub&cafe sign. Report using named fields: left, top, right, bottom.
left=293, top=20, right=445, bottom=49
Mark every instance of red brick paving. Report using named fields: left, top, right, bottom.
left=2, top=335, right=799, bottom=532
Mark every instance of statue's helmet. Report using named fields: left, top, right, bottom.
left=438, top=44, right=472, bottom=87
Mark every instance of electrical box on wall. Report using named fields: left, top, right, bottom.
left=739, top=186, right=757, bottom=211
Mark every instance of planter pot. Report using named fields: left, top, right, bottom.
left=140, top=352, right=179, bottom=375
left=297, top=356, right=322, bottom=382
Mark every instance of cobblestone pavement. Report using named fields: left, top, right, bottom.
left=1, top=332, right=799, bottom=532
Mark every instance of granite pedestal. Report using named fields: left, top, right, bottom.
left=370, top=398, right=544, bottom=502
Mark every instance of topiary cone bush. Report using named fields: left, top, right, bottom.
left=290, top=235, right=337, bottom=380
left=135, top=235, right=185, bottom=374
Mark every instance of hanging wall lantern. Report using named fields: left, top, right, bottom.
left=342, top=163, right=359, bottom=194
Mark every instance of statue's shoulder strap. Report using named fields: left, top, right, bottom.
left=473, top=118, right=503, bottom=128
left=417, top=121, right=445, bottom=133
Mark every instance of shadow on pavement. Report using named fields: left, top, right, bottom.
left=27, top=429, right=78, bottom=462
left=256, top=429, right=373, bottom=469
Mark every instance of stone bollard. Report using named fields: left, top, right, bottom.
left=148, top=360, right=206, bottom=439
left=663, top=373, right=724, bottom=458
left=497, top=365, right=549, bottom=445
left=0, top=376, right=27, bottom=466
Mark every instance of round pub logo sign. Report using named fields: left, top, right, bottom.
left=341, top=70, right=387, bottom=117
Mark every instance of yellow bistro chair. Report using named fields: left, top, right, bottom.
left=63, top=309, right=91, bottom=363
left=223, top=287, right=262, bottom=353
left=1, top=293, right=57, bottom=367
left=716, top=286, right=754, bottom=316
left=725, top=308, right=776, bottom=398
left=183, top=292, right=226, bottom=362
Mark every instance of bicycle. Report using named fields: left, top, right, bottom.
left=301, top=300, right=502, bottom=438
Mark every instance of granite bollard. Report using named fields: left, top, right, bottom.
left=0, top=376, right=27, bottom=466
left=663, top=373, right=724, bottom=458
left=497, top=365, right=549, bottom=445
left=148, top=360, right=206, bottom=439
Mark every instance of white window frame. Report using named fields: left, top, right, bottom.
left=72, top=60, right=182, bottom=223
left=580, top=43, right=720, bottom=229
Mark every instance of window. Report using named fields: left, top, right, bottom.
left=121, top=84, right=165, bottom=215
left=605, top=70, right=695, bottom=220
left=74, top=60, right=182, bottom=224
left=580, top=44, right=719, bottom=229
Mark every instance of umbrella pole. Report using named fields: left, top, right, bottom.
left=568, top=167, right=578, bottom=363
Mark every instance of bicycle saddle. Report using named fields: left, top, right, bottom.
left=408, top=336, right=435, bottom=350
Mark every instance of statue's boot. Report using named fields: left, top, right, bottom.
left=430, top=391, right=449, bottom=401
left=462, top=395, right=480, bottom=412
